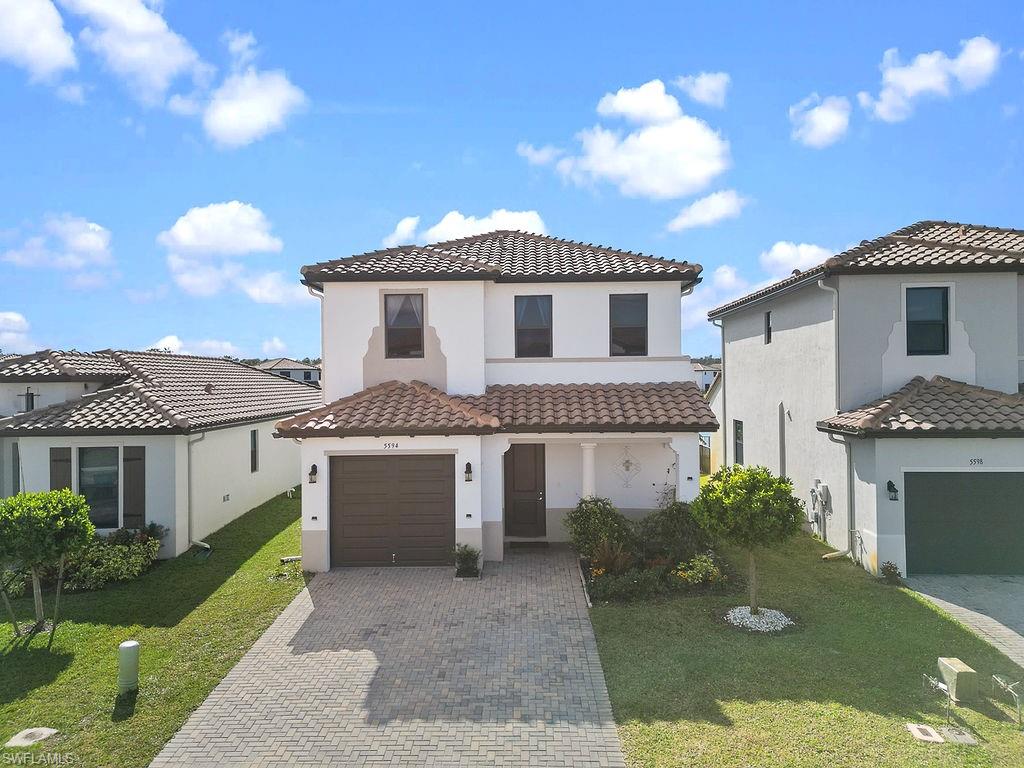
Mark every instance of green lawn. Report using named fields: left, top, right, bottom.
left=592, top=535, right=1024, bottom=768
left=1, top=490, right=306, bottom=768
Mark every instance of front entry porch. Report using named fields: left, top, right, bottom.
left=482, top=432, right=700, bottom=561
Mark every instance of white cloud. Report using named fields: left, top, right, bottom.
left=241, top=271, right=312, bottom=304
left=59, top=0, right=209, bottom=105
left=596, top=79, right=681, bottom=124
left=0, top=0, right=76, bottom=81
left=674, top=71, right=730, bottom=108
left=382, top=215, right=420, bottom=248
left=149, top=334, right=240, bottom=357
left=56, top=82, right=86, bottom=103
left=2, top=214, right=113, bottom=283
left=759, top=241, right=833, bottom=277
left=681, top=264, right=751, bottom=331
left=201, top=31, right=306, bottom=149
left=858, top=36, right=1001, bottom=122
left=666, top=189, right=747, bottom=232
left=0, top=311, right=37, bottom=354
left=157, top=201, right=282, bottom=256
left=165, top=254, right=240, bottom=297
left=262, top=336, right=287, bottom=356
left=789, top=93, right=851, bottom=148
left=516, top=142, right=563, bottom=166
left=384, top=209, right=547, bottom=246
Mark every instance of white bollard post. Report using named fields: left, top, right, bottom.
left=118, top=640, right=140, bottom=694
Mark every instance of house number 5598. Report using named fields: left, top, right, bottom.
left=969, top=458, right=983, bottom=465
left=383, top=442, right=400, bottom=449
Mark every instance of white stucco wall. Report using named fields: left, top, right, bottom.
left=838, top=272, right=1020, bottom=408
left=0, top=381, right=105, bottom=417
left=853, top=436, right=1024, bottom=576
left=188, top=419, right=302, bottom=543
left=721, top=283, right=846, bottom=544
left=14, top=434, right=187, bottom=555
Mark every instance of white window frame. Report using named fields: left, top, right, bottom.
left=902, top=281, right=953, bottom=358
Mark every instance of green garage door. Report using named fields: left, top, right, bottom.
left=905, top=472, right=1024, bottom=575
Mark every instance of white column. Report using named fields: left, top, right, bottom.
left=581, top=442, right=597, bottom=497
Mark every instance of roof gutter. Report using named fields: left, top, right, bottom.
left=708, top=270, right=826, bottom=320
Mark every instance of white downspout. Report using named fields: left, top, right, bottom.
left=711, top=318, right=726, bottom=465
left=187, top=432, right=210, bottom=551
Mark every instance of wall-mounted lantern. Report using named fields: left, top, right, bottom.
left=464, top=461, right=473, bottom=482
left=308, top=464, right=318, bottom=484
left=886, top=480, right=898, bottom=501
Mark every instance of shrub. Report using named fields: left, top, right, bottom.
left=454, top=543, right=481, bottom=577
left=670, top=552, right=724, bottom=587
left=635, top=501, right=713, bottom=563
left=589, top=568, right=664, bottom=602
left=879, top=561, right=903, bottom=586
left=564, top=497, right=633, bottom=559
left=591, top=539, right=634, bottom=576
left=692, top=465, right=803, bottom=614
left=63, top=531, right=163, bottom=592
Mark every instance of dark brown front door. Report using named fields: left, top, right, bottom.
left=504, top=444, right=546, bottom=537
left=329, top=454, right=455, bottom=567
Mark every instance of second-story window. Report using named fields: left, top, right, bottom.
left=764, top=311, right=772, bottom=344
left=384, top=293, right=424, bottom=358
left=515, top=295, right=552, bottom=357
left=609, top=294, right=647, bottom=356
left=906, top=286, right=948, bottom=356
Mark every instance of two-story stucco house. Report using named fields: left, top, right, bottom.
left=257, top=357, right=322, bottom=384
left=0, top=349, right=322, bottom=556
left=708, top=221, right=1024, bottom=577
left=275, top=230, right=717, bottom=570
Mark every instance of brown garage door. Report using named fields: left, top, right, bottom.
left=329, top=454, right=455, bottom=567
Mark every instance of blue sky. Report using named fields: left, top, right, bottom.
left=0, top=1, right=1021, bottom=360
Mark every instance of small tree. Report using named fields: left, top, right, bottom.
left=0, top=490, right=94, bottom=631
left=691, top=465, right=803, bottom=614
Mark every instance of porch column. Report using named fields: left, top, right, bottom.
left=581, top=442, right=597, bottom=497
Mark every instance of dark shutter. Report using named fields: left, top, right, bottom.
left=123, top=446, right=146, bottom=529
left=11, top=442, right=20, bottom=494
left=49, top=447, right=72, bottom=490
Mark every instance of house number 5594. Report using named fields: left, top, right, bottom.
left=969, top=458, right=983, bottom=465
left=383, top=442, right=400, bottom=449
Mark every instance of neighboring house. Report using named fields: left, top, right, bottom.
left=705, top=372, right=723, bottom=473
left=0, top=350, right=322, bottom=556
left=708, top=220, right=1024, bottom=577
left=693, top=361, right=720, bottom=393
left=275, top=230, right=717, bottom=571
left=258, top=357, right=321, bottom=384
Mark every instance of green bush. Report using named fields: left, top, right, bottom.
left=879, top=561, right=903, bottom=586
left=564, top=497, right=633, bottom=559
left=64, top=529, right=164, bottom=592
left=635, top=501, right=713, bottom=563
left=669, top=552, right=724, bottom=587
left=454, top=543, right=481, bottom=577
left=589, top=567, right=664, bottom=602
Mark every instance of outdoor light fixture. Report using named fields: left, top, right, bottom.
left=464, top=461, right=473, bottom=482
left=887, top=480, right=899, bottom=501
left=308, top=464, right=318, bottom=484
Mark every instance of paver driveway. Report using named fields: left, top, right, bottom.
left=910, top=575, right=1024, bottom=668
left=151, top=547, right=624, bottom=767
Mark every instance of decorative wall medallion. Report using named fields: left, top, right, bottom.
left=614, top=446, right=642, bottom=487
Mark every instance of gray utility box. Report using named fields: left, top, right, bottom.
left=938, top=657, right=977, bottom=703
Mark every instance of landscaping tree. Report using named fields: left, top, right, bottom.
left=0, top=490, right=94, bottom=631
left=691, top=465, right=803, bottom=614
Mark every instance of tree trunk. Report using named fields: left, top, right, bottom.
left=0, top=576, right=20, bottom=637
left=30, top=567, right=44, bottom=627
left=49, top=555, right=66, bottom=647
left=748, top=550, right=759, bottom=615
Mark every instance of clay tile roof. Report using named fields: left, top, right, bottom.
left=275, top=380, right=717, bottom=437
left=257, top=357, right=318, bottom=371
left=0, top=350, right=323, bottom=435
left=0, top=349, right=130, bottom=381
left=301, top=230, right=701, bottom=285
left=817, top=376, right=1024, bottom=437
left=708, top=220, right=1024, bottom=318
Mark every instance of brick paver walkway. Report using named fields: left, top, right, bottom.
left=151, top=548, right=624, bottom=767
left=910, top=575, right=1024, bottom=668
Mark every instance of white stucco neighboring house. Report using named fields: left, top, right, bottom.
left=708, top=220, right=1024, bottom=577
left=258, top=357, right=321, bottom=385
left=275, top=230, right=718, bottom=571
left=0, top=350, right=322, bottom=556
left=693, top=362, right=720, bottom=393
